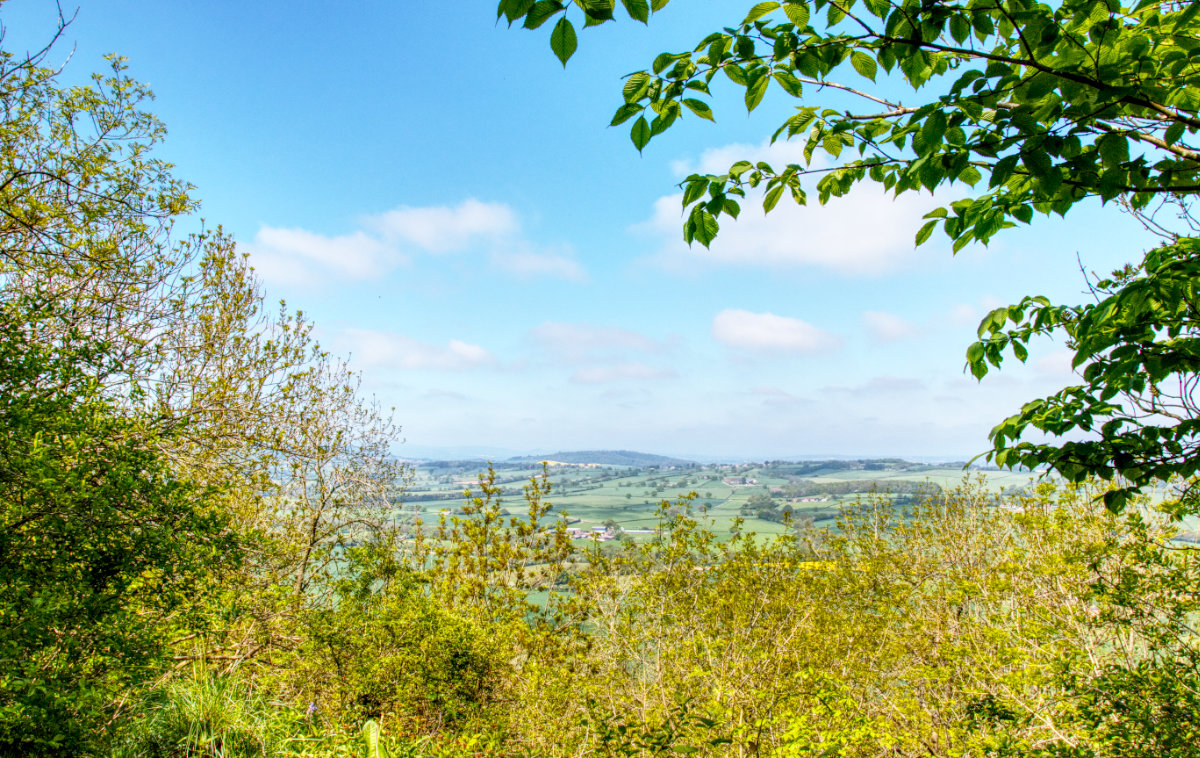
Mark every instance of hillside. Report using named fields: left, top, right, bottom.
left=507, top=450, right=695, bottom=467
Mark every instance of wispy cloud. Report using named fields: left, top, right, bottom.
left=335, top=328, right=495, bottom=371
left=491, top=246, right=587, bottom=282
left=640, top=139, right=956, bottom=276
left=245, top=227, right=398, bottom=286
left=862, top=310, right=918, bottom=343
left=712, top=309, right=841, bottom=354
left=753, top=386, right=809, bottom=407
left=245, top=198, right=585, bottom=287
left=529, top=322, right=669, bottom=363
left=571, top=363, right=677, bottom=384
left=366, top=198, right=518, bottom=253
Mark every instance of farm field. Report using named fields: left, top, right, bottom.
left=400, top=453, right=1039, bottom=542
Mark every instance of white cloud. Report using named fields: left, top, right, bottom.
left=246, top=198, right=585, bottom=287
left=1035, top=349, right=1077, bottom=376
left=862, top=310, right=918, bottom=343
left=366, top=198, right=518, bottom=253
left=571, top=363, right=677, bottom=384
left=336, top=328, right=495, bottom=371
left=245, top=227, right=398, bottom=286
left=670, top=139, right=813, bottom=177
left=868, top=375, right=925, bottom=393
left=712, top=309, right=841, bottom=354
left=642, top=140, right=958, bottom=276
left=491, top=247, right=587, bottom=282
left=753, top=386, right=808, bottom=407
left=530, top=322, right=666, bottom=363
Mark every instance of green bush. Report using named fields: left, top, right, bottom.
left=287, top=545, right=503, bottom=731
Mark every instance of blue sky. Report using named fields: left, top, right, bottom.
left=5, top=1, right=1162, bottom=460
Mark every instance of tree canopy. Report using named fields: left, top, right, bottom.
left=503, top=0, right=1200, bottom=512
left=0, top=23, right=407, bottom=752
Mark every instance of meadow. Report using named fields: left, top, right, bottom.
left=402, top=454, right=1039, bottom=540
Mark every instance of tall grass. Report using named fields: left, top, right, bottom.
left=116, top=665, right=287, bottom=757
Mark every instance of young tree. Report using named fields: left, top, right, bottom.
left=501, top=0, right=1200, bottom=513
left=0, top=16, right=408, bottom=744
left=0, top=302, right=236, bottom=754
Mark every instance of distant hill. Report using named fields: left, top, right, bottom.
left=507, top=450, right=696, bottom=467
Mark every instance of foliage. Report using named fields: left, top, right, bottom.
left=506, top=0, right=1200, bottom=246
left=0, top=302, right=236, bottom=754
left=283, top=543, right=503, bottom=730
left=419, top=464, right=576, bottom=631
left=502, top=482, right=1199, bottom=757
left=969, top=236, right=1200, bottom=514
left=502, top=0, right=1200, bottom=513
left=0, top=15, right=406, bottom=750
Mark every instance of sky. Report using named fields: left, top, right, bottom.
left=3, top=1, right=1164, bottom=461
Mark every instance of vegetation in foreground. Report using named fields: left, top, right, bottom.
left=3, top=0, right=1200, bottom=755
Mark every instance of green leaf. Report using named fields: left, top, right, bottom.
left=745, top=73, right=769, bottom=112
left=550, top=16, right=577, bottom=66
left=919, top=109, right=946, bottom=150
left=915, top=219, right=938, bottom=246
left=683, top=98, right=714, bottom=120
left=1102, top=489, right=1129, bottom=513
left=724, top=64, right=748, bottom=86
left=682, top=178, right=707, bottom=206
left=1165, top=120, right=1185, bottom=145
left=621, top=0, right=650, bottom=22
left=681, top=97, right=705, bottom=122
left=773, top=70, right=804, bottom=97
left=610, top=103, right=643, bottom=126
left=949, top=14, right=970, bottom=44
left=523, top=1, right=563, bottom=29
left=850, top=50, right=877, bottom=81
left=1098, top=133, right=1129, bottom=166
left=630, top=115, right=651, bottom=152
left=763, top=184, right=785, bottom=212
left=686, top=205, right=720, bottom=246
left=743, top=2, right=781, bottom=24
left=1021, top=149, right=1052, bottom=177
left=653, top=52, right=676, bottom=74
left=783, top=1, right=809, bottom=27
left=623, top=72, right=651, bottom=102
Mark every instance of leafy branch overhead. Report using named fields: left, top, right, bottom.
left=505, top=0, right=1200, bottom=246
left=503, top=0, right=1200, bottom=513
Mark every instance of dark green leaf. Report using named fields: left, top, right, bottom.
left=550, top=16, right=578, bottom=66
left=523, top=1, right=563, bottom=29
left=620, top=0, right=650, bottom=22
left=610, top=103, right=643, bottom=126
left=683, top=98, right=714, bottom=120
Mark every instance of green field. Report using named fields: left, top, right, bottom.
left=400, top=456, right=1040, bottom=541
